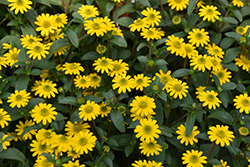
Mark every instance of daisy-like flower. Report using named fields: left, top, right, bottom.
left=190, top=54, right=212, bottom=72
left=235, top=54, right=250, bottom=72
left=133, top=74, right=151, bottom=91
left=0, top=109, right=11, bottom=128
left=34, top=156, right=54, bottom=167
left=78, top=5, right=99, bottom=19
left=172, top=15, right=182, bottom=25
left=67, top=149, right=81, bottom=161
left=182, top=150, right=207, bottom=167
left=62, top=62, right=85, bottom=75
left=84, top=18, right=107, bottom=37
left=176, top=124, right=200, bottom=146
left=233, top=93, right=250, bottom=114
left=35, top=129, right=57, bottom=145
left=211, top=68, right=232, bottom=85
left=108, top=60, right=129, bottom=77
left=130, top=95, right=156, bottom=117
left=140, top=27, right=165, bottom=41
left=148, top=161, right=163, bottom=167
left=30, top=103, right=57, bottom=125
left=139, top=139, right=162, bottom=157
left=188, top=28, right=210, bottom=47
left=51, top=134, right=72, bottom=152
left=35, top=13, right=57, bottom=37
left=88, top=73, right=101, bottom=89
left=7, top=0, right=32, bottom=14
left=195, top=86, right=206, bottom=99
left=7, top=89, right=31, bottom=108
left=26, top=42, right=49, bottom=60
left=198, top=90, right=221, bottom=109
left=45, top=29, right=64, bottom=42
left=182, top=43, right=198, bottom=59
left=166, top=35, right=185, bottom=57
left=236, top=26, right=247, bottom=35
left=209, top=56, right=223, bottom=71
left=112, top=74, right=135, bottom=94
left=74, top=75, right=91, bottom=89
left=65, top=121, right=90, bottom=137
left=207, top=125, right=235, bottom=147
left=100, top=16, right=115, bottom=32
left=54, top=46, right=67, bottom=56
left=232, top=0, right=244, bottom=7
left=93, top=57, right=114, bottom=74
left=79, top=101, right=100, bottom=121
left=72, top=131, right=97, bottom=154
left=141, top=7, right=162, bottom=27
left=96, top=44, right=106, bottom=54
left=129, top=18, right=149, bottom=32
left=15, top=120, right=37, bottom=140
left=199, top=5, right=221, bottom=22
left=53, top=13, right=68, bottom=28
left=205, top=43, right=225, bottom=59
left=134, top=119, right=161, bottom=141
left=30, top=140, right=52, bottom=157
left=20, top=35, right=42, bottom=48
left=155, top=70, right=173, bottom=89
left=4, top=47, right=20, bottom=67
left=99, top=102, right=112, bottom=117
left=1, top=134, right=12, bottom=150
left=33, top=79, right=58, bottom=99
left=239, top=127, right=249, bottom=136
left=213, top=159, right=230, bottom=167
left=131, top=160, right=149, bottom=167
left=167, top=79, right=189, bottom=99
left=63, top=160, right=85, bottom=167
left=167, top=0, right=189, bottom=11
left=112, top=27, right=124, bottom=38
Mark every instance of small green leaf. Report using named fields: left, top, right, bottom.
left=172, top=69, right=190, bottom=78
left=81, top=51, right=99, bottom=60
left=218, top=0, right=229, bottom=6
left=110, top=110, right=125, bottom=133
left=155, top=59, right=168, bottom=66
left=124, top=144, right=134, bottom=157
left=47, top=38, right=70, bottom=59
left=222, top=62, right=239, bottom=72
left=85, top=95, right=103, bottom=103
left=106, top=2, right=115, bottom=13
left=231, top=9, right=243, bottom=22
left=207, top=159, right=222, bottom=165
left=156, top=91, right=167, bottom=102
left=137, top=43, right=150, bottom=52
left=219, top=91, right=228, bottom=108
left=109, top=36, right=127, bottom=48
left=0, top=148, right=26, bottom=163
left=65, top=29, right=79, bottom=48
left=24, top=8, right=38, bottom=28
left=186, top=111, right=196, bottom=136
left=187, top=0, right=197, bottom=15
left=224, top=17, right=238, bottom=24
left=30, top=69, right=43, bottom=76
left=106, top=137, right=119, bottom=147
left=15, top=75, right=30, bottom=91
left=58, top=95, right=78, bottom=105
left=137, top=55, right=148, bottom=64
left=207, top=110, right=233, bottom=125
left=34, top=59, right=56, bottom=70
left=113, top=3, right=134, bottom=21
left=116, top=17, right=134, bottom=27
left=33, top=0, right=51, bottom=7
left=225, top=32, right=242, bottom=42
left=223, top=47, right=241, bottom=63
left=222, top=82, right=237, bottom=90
left=138, top=0, right=151, bottom=6
left=159, top=126, right=173, bottom=137
left=220, top=37, right=235, bottom=49
left=102, top=89, right=115, bottom=100
left=155, top=99, right=164, bottom=126
left=27, top=98, right=44, bottom=110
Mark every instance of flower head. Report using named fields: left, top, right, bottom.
left=141, top=7, right=161, bottom=27
left=182, top=149, right=207, bottom=167
left=62, top=62, right=85, bottom=75
left=72, top=131, right=97, bottom=154
left=108, top=60, right=129, bottom=77
left=188, top=28, right=210, bottom=47
left=205, top=43, right=224, bottom=59
left=139, top=139, right=162, bottom=157
left=133, top=74, right=151, bottom=91
left=239, top=127, right=249, bottom=136
left=232, top=0, right=244, bottom=7
left=234, top=93, right=250, bottom=114
left=190, top=54, right=212, bottom=72
left=130, top=95, right=156, bottom=117
left=176, top=124, right=200, bottom=146
left=4, top=47, right=20, bottom=67
left=79, top=101, right=100, bottom=121
left=84, top=18, right=107, bottom=37
left=31, top=103, right=57, bottom=125
left=199, top=5, right=221, bottom=22
left=32, top=79, right=58, bottom=99
left=140, top=28, right=164, bottom=41
left=93, top=57, right=114, bottom=74
left=7, top=89, right=31, bottom=108
left=65, top=121, right=90, bottom=137
left=167, top=0, right=189, bottom=11
left=74, top=75, right=91, bottom=89
left=35, top=13, right=57, bottom=37
left=129, top=18, right=149, bottom=32
left=198, top=90, right=221, bottom=109
left=0, top=109, right=12, bottom=128
left=15, top=120, right=37, bottom=140
left=26, top=42, right=49, bottom=60
left=7, top=0, right=32, bottom=14
left=166, top=35, right=185, bottom=56
left=88, top=73, right=102, bottom=88
left=112, top=74, right=135, bottom=93
left=78, top=5, right=99, bottom=19
left=167, top=79, right=189, bottom=99
left=211, top=68, right=232, bottom=85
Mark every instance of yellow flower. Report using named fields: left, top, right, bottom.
left=45, top=29, right=64, bottom=42
left=133, top=74, right=151, bottom=91
left=232, top=0, right=244, bottom=7
left=7, top=89, right=31, bottom=108
left=99, top=102, right=112, bottom=118
left=62, top=62, right=85, bottom=75
left=198, top=90, right=221, bottom=109
left=207, top=125, right=235, bottom=147
left=84, top=18, right=107, bottom=37
left=93, top=57, right=114, bottom=74
left=167, top=0, right=189, bottom=11
left=112, top=74, right=135, bottom=93
left=7, top=0, right=32, bottom=14
left=34, top=156, right=54, bottom=167
left=65, top=121, right=90, bottom=137
left=211, top=68, right=232, bottom=85
left=31, top=103, right=57, bottom=125
left=53, top=13, right=68, bottom=28
left=199, top=5, right=221, bottom=22
left=4, top=47, right=20, bottom=67
left=15, top=120, right=37, bottom=140
left=112, top=27, right=124, bottom=38
left=134, top=119, right=161, bottom=141
left=176, top=124, right=200, bottom=146
left=54, top=46, right=67, bottom=56
left=74, top=75, right=91, bottom=89
left=195, top=86, right=206, bottom=99
left=236, top=26, right=246, bottom=35
left=100, top=16, right=115, bottom=32
left=67, top=149, right=81, bottom=161
left=148, top=161, right=163, bottom=167
left=0, top=134, right=12, bottom=150
left=72, top=131, right=97, bottom=154
left=20, top=35, right=42, bottom=48
left=0, top=109, right=11, bottom=128
left=79, top=101, right=100, bottom=121
left=140, top=27, right=164, bottom=41
left=2, top=43, right=12, bottom=49
left=88, top=73, right=102, bottom=88
left=130, top=95, right=156, bottom=117
left=33, top=79, right=58, bottom=99
left=239, top=127, right=249, bottom=136
left=213, top=159, right=230, bottom=167
left=233, top=93, right=250, bottom=114
left=182, top=150, right=207, bottom=167
left=166, top=35, right=185, bottom=57
left=190, top=54, right=212, bottom=72
left=209, top=56, right=223, bottom=71
left=51, top=134, right=72, bottom=152
left=129, top=18, right=149, bottom=32
left=96, top=44, right=106, bottom=54
left=188, top=28, right=210, bottom=47
left=235, top=54, right=250, bottom=72
left=78, top=5, right=99, bottom=19
left=141, top=7, right=162, bottom=27
left=139, top=139, right=162, bottom=157
left=30, top=140, right=52, bottom=157
left=63, top=160, right=85, bottom=167
left=35, top=13, right=57, bottom=37
left=155, top=70, right=172, bottom=90
left=108, top=60, right=129, bottom=77
left=182, top=43, right=198, bottom=59
left=26, top=42, right=49, bottom=60
left=132, top=160, right=148, bottom=167
left=167, top=79, right=189, bottom=99
left=205, top=43, right=224, bottom=59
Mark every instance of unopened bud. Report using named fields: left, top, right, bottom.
left=219, top=16, right=224, bottom=23
left=239, top=127, right=249, bottom=136
left=103, top=145, right=110, bottom=153
left=25, top=59, right=31, bottom=65
left=58, top=86, right=65, bottom=94
left=239, top=37, right=247, bottom=44
left=172, top=15, right=182, bottom=25
left=118, top=106, right=126, bottom=114
left=77, top=97, right=85, bottom=104
left=147, top=60, right=155, bottom=67
left=163, top=142, right=169, bottom=150
left=217, top=86, right=223, bottom=93
left=152, top=84, right=160, bottom=91
left=102, top=136, right=108, bottom=142
left=130, top=139, right=136, bottom=145
left=111, top=97, right=117, bottom=103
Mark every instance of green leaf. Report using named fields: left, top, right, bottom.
left=137, top=55, right=148, bottom=64
left=223, top=47, right=241, bottom=63
left=47, top=38, right=70, bottom=59
left=109, top=36, right=127, bottom=48
left=34, top=59, right=56, bottom=70
left=137, top=43, right=150, bottom=52
left=155, top=59, right=168, bottom=65
left=0, top=148, right=26, bottom=163
left=218, top=0, right=229, bottom=6
left=7, top=19, right=19, bottom=26
left=220, top=37, right=235, bottom=49
left=200, top=144, right=220, bottom=158
left=27, top=98, right=44, bottom=110
left=58, top=95, right=78, bottom=105
left=14, top=68, right=26, bottom=75
left=187, top=13, right=199, bottom=28
left=0, top=0, right=8, bottom=5
left=159, top=126, right=173, bottom=137
left=138, top=0, right=151, bottom=6
left=15, top=75, right=30, bottom=91
left=20, top=124, right=39, bottom=140
left=186, top=111, right=196, bottom=136
left=207, top=110, right=233, bottom=125
left=55, top=113, right=67, bottom=121
left=81, top=51, right=99, bottom=60
left=187, top=0, right=197, bottom=15
left=231, top=9, right=243, bottom=22
left=110, top=110, right=125, bottom=133
left=113, top=3, right=134, bottom=21
left=222, top=62, right=239, bottom=72
left=24, top=8, right=38, bottom=28
left=65, top=29, right=79, bottom=48
left=124, top=144, right=134, bottom=157
left=172, top=68, right=190, bottom=78
left=156, top=91, right=167, bottom=102
left=30, top=69, right=43, bottom=76
left=116, top=17, right=134, bottom=27
left=155, top=99, right=164, bottom=126
left=219, top=91, right=228, bottom=108
left=102, top=89, right=115, bottom=100
left=222, top=82, right=237, bottom=90
left=72, top=12, right=84, bottom=23
left=207, top=159, right=222, bottom=165
left=103, top=152, right=114, bottom=167
left=225, top=32, right=242, bottom=42
left=224, top=17, right=238, bottom=24
left=106, top=2, right=115, bottom=13
left=106, top=137, right=119, bottom=147
left=85, top=95, right=103, bottom=103
left=227, top=145, right=242, bottom=155
left=33, top=0, right=51, bottom=7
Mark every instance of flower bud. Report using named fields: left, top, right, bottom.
left=152, top=84, right=160, bottom=91
left=172, top=15, right=182, bottom=25
left=147, top=60, right=155, bottom=67
left=58, top=86, right=65, bottom=94
left=163, top=142, right=169, bottom=150
left=218, top=16, right=224, bottom=23
left=239, top=37, right=247, bottom=44
left=240, top=120, right=245, bottom=125
left=189, top=69, right=194, bottom=75
left=103, top=145, right=110, bottom=153
left=192, top=103, right=197, bottom=109
left=110, top=97, right=117, bottom=103
left=102, top=136, right=108, bottom=142
left=130, top=139, right=136, bottom=145
left=77, top=97, right=85, bottom=104
left=25, top=59, right=31, bottom=65
left=239, top=127, right=249, bottom=136
left=184, top=27, right=190, bottom=33
left=118, top=106, right=126, bottom=114
left=217, top=86, right=223, bottom=93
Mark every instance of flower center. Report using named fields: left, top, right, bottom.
left=147, top=142, right=155, bottom=148
left=149, top=13, right=155, bottom=20
left=213, top=48, right=219, bottom=53
left=217, top=130, right=226, bottom=138
left=28, top=38, right=34, bottom=44
left=242, top=99, right=250, bottom=106
left=217, top=72, right=224, bottom=79
left=207, top=94, right=215, bottom=102
left=16, top=0, right=23, bottom=5
left=143, top=125, right=152, bottom=134
left=59, top=136, right=68, bottom=142
left=68, top=63, right=78, bottom=69
left=55, top=17, right=62, bottom=23
left=206, top=8, right=214, bottom=15
left=101, top=106, right=108, bottom=112
left=40, top=108, right=50, bottom=116
left=241, top=55, right=250, bottom=64
left=136, top=78, right=144, bottom=84
left=185, top=46, right=192, bottom=53
left=85, top=106, right=93, bottom=113
left=11, top=53, right=18, bottom=60
left=85, top=9, right=92, bottom=15
left=211, top=59, right=219, bottom=66
left=198, top=57, right=206, bottom=64
left=92, top=23, right=100, bottom=30
left=174, top=41, right=181, bottom=48
left=73, top=124, right=83, bottom=132
left=195, top=33, right=203, bottom=40
left=43, top=20, right=51, bottom=28
left=79, top=137, right=87, bottom=146
left=119, top=78, right=128, bottom=86
left=174, top=0, right=182, bottom=3
left=100, top=59, right=108, bottom=66
left=34, top=46, right=42, bottom=53
left=91, top=76, right=99, bottom=82
left=173, top=84, right=182, bottom=91
left=138, top=101, right=148, bottom=109
left=113, top=64, right=121, bottom=71
left=80, top=79, right=86, bottom=84
left=190, top=155, right=199, bottom=163
left=135, top=19, right=143, bottom=25
left=39, top=144, right=47, bottom=151
left=161, top=76, right=169, bottom=84
left=43, top=132, right=52, bottom=139
left=43, top=85, right=52, bottom=91
left=15, top=95, right=23, bottom=101
left=147, top=30, right=154, bottom=35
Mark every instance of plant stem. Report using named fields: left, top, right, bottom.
left=169, top=112, right=188, bottom=127
left=206, top=70, right=211, bottom=86
left=208, top=143, right=216, bottom=157
left=130, top=32, right=138, bottom=60
left=78, top=34, right=89, bottom=41
left=30, top=58, right=37, bottom=70
left=159, top=0, right=166, bottom=20
left=194, top=20, right=204, bottom=28
left=89, top=152, right=95, bottom=162
left=236, top=113, right=242, bottom=125
left=166, top=99, right=174, bottom=125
